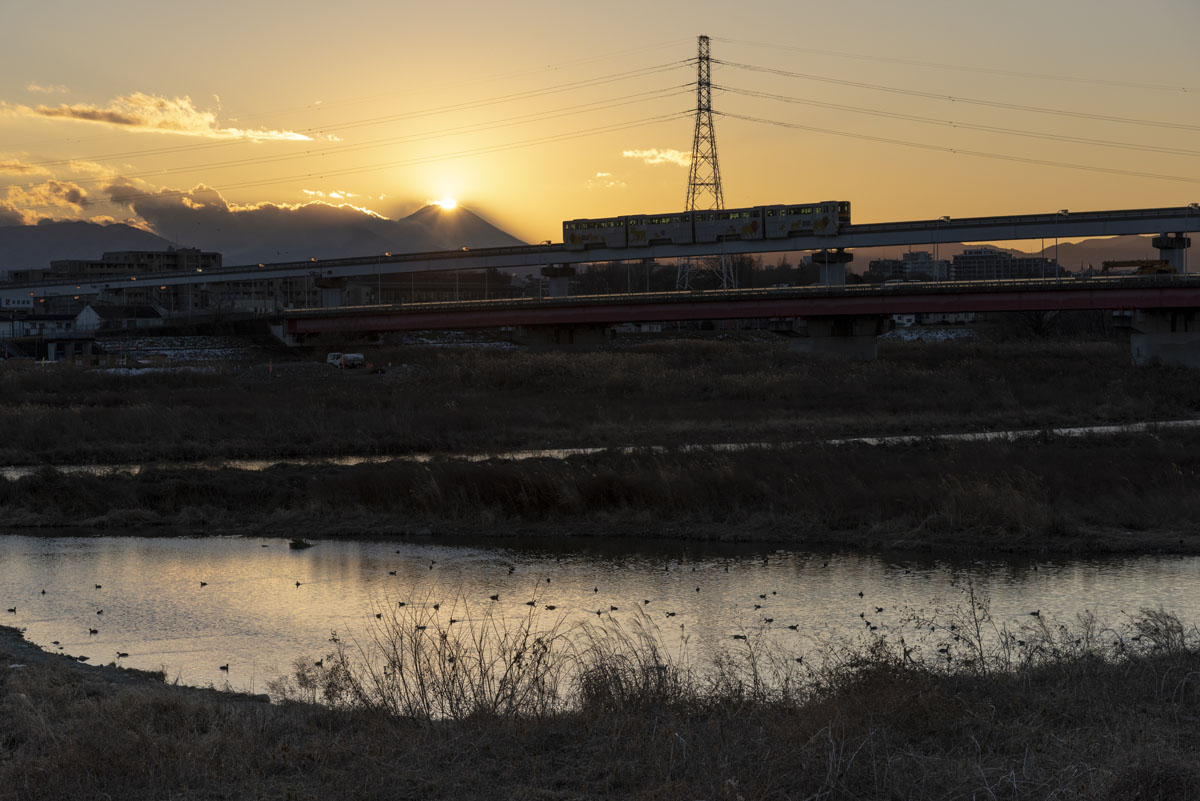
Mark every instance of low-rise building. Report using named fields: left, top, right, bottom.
left=867, top=251, right=950, bottom=282
left=75, top=304, right=165, bottom=333
left=951, top=246, right=1058, bottom=281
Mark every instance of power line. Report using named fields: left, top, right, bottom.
left=711, top=36, right=1200, bottom=93
left=17, top=60, right=693, bottom=171
left=7, top=111, right=691, bottom=213
left=4, top=87, right=691, bottom=193
left=6, top=39, right=694, bottom=153
left=719, top=85, right=1200, bottom=157
left=715, top=59, right=1200, bottom=132
left=720, top=110, right=1200, bottom=185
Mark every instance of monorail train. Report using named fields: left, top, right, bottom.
left=563, top=200, right=851, bottom=251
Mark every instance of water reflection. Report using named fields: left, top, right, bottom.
left=0, top=534, right=1196, bottom=692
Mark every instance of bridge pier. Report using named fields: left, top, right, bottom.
left=1130, top=309, right=1200, bottom=368
left=811, top=248, right=853, bottom=286
left=541, top=265, right=576, bottom=298
left=510, top=323, right=611, bottom=347
left=789, top=315, right=889, bottom=361
left=1153, top=233, right=1191, bottom=274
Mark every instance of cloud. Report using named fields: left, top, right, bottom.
left=622, top=148, right=691, bottom=167
left=0, top=158, right=50, bottom=177
left=585, top=171, right=626, bottom=190
left=3, top=92, right=312, bottom=142
left=0, top=179, right=90, bottom=225
left=102, top=182, right=442, bottom=263
left=26, top=83, right=68, bottom=94
left=302, top=189, right=360, bottom=200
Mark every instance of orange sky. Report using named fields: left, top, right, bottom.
left=1, top=0, right=1197, bottom=246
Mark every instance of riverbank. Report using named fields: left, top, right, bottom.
left=3, top=606, right=1198, bottom=801
left=3, top=428, right=1200, bottom=554
left=1, top=338, right=1196, bottom=466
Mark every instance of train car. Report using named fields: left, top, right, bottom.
left=693, top=207, right=764, bottom=243
left=626, top=213, right=694, bottom=247
left=836, top=200, right=851, bottom=226
left=762, top=201, right=849, bottom=239
left=563, top=217, right=628, bottom=250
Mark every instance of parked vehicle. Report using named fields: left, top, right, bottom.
left=326, top=352, right=365, bottom=368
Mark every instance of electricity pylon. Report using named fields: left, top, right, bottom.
left=677, top=34, right=733, bottom=290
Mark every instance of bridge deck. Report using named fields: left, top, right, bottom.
left=283, top=276, right=1200, bottom=336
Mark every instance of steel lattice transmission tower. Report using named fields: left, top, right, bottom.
left=685, top=35, right=724, bottom=213
left=678, top=34, right=733, bottom=290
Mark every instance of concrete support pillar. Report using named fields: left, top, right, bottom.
left=45, top=342, right=57, bottom=361
left=1153, top=233, right=1191, bottom=274
left=1130, top=308, right=1200, bottom=367
left=811, top=248, right=853, bottom=286
left=511, top=324, right=610, bottom=347
left=789, top=315, right=890, bottom=361
left=541, top=265, right=576, bottom=298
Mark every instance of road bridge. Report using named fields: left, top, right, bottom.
left=278, top=275, right=1200, bottom=366
left=1, top=205, right=1196, bottom=303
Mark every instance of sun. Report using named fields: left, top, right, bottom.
left=435, top=197, right=457, bottom=210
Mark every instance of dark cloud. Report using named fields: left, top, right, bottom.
left=15, top=93, right=312, bottom=141
left=47, top=180, right=87, bottom=206
left=0, top=206, right=25, bottom=226
left=104, top=183, right=447, bottom=264
left=35, top=104, right=143, bottom=127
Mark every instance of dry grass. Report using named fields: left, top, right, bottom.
left=3, top=596, right=1198, bottom=800
left=0, top=338, right=1196, bottom=466
left=3, top=429, right=1200, bottom=553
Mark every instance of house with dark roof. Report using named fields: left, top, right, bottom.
left=75, top=304, right=165, bottom=333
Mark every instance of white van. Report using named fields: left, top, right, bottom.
left=326, top=352, right=365, bottom=368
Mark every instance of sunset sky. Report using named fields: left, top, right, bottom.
left=2, top=0, right=1197, bottom=249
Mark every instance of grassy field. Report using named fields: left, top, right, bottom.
left=0, top=338, right=1196, bottom=466
left=2, top=337, right=1198, bottom=552
left=3, top=602, right=1198, bottom=800
left=3, top=430, right=1200, bottom=553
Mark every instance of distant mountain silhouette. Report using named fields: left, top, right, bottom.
left=1, top=211, right=1162, bottom=277
left=846, top=235, right=1159, bottom=272
left=0, top=221, right=174, bottom=272
left=402, top=204, right=527, bottom=249
left=0, top=204, right=527, bottom=272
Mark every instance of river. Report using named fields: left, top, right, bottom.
left=1, top=534, right=1196, bottom=694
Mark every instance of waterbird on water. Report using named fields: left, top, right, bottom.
left=88, top=628, right=97, bottom=635
left=545, top=605, right=557, bottom=610
left=295, top=581, right=301, bottom=587
left=489, top=594, right=499, bottom=601
left=375, top=613, right=382, bottom=619
left=95, top=585, right=102, bottom=589
left=219, top=664, right=229, bottom=671
left=116, top=651, right=128, bottom=658
left=388, top=571, right=397, bottom=576
left=5, top=608, right=13, bottom=614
